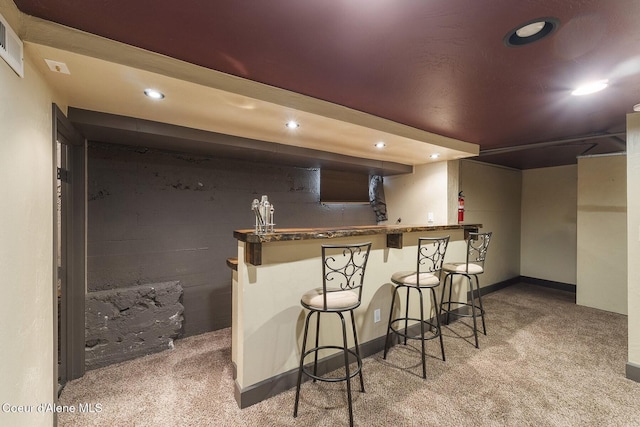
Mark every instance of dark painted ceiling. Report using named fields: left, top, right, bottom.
left=14, top=0, right=640, bottom=169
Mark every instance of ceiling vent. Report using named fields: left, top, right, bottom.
left=0, top=12, right=24, bottom=78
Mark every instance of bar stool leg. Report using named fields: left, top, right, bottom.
left=312, top=312, right=321, bottom=380
left=474, top=275, right=487, bottom=335
left=446, top=275, right=454, bottom=324
left=417, top=288, right=426, bottom=379
left=294, top=310, right=313, bottom=418
left=439, top=276, right=447, bottom=323
left=339, top=313, right=354, bottom=427
left=431, top=287, right=446, bottom=361
left=439, top=273, right=452, bottom=325
left=349, top=310, right=365, bottom=392
left=403, top=287, right=410, bottom=345
left=383, top=287, right=399, bottom=359
left=466, top=275, right=479, bottom=348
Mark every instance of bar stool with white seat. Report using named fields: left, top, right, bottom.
left=439, top=231, right=492, bottom=348
left=383, top=236, right=449, bottom=379
left=293, top=242, right=372, bottom=427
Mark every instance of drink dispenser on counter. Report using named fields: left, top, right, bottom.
left=251, top=195, right=275, bottom=234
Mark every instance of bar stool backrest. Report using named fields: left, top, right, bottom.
left=465, top=232, right=492, bottom=273
left=321, top=242, right=372, bottom=309
left=417, top=236, right=450, bottom=284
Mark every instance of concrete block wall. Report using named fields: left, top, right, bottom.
left=87, top=142, right=376, bottom=337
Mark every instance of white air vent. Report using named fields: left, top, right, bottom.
left=0, top=12, right=24, bottom=78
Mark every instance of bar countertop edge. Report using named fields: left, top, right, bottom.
left=233, top=223, right=482, bottom=243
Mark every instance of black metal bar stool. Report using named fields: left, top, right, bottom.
left=439, top=231, right=492, bottom=348
left=383, top=236, right=449, bottom=379
left=293, top=242, right=372, bottom=427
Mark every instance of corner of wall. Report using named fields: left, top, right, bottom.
left=627, top=112, right=640, bottom=366
left=383, top=161, right=450, bottom=225
left=446, top=160, right=460, bottom=225
left=0, top=41, right=56, bottom=426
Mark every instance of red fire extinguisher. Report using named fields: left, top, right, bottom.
left=458, top=191, right=465, bottom=224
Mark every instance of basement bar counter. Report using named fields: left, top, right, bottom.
left=231, top=223, right=480, bottom=408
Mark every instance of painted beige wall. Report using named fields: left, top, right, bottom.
left=383, top=161, right=451, bottom=226
left=0, top=4, right=57, bottom=424
left=627, top=112, right=640, bottom=366
left=521, top=165, right=577, bottom=284
left=385, top=159, right=521, bottom=287
left=233, top=230, right=468, bottom=389
left=459, top=160, right=522, bottom=286
left=576, top=155, right=627, bottom=314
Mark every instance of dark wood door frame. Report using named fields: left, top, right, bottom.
left=53, top=104, right=86, bottom=392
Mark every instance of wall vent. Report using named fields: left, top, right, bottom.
left=0, top=12, right=24, bottom=78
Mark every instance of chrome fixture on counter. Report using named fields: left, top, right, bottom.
left=252, top=195, right=275, bottom=234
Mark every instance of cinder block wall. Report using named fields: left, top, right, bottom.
left=88, top=142, right=376, bottom=336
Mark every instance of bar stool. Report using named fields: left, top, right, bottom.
left=439, top=231, right=492, bottom=348
left=383, top=236, right=449, bottom=379
left=294, top=242, right=372, bottom=427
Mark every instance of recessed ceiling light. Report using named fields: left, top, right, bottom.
left=516, top=22, right=545, bottom=38
left=504, top=17, right=559, bottom=47
left=285, top=120, right=300, bottom=129
left=633, top=103, right=640, bottom=112
left=144, top=89, right=164, bottom=99
left=430, top=153, right=440, bottom=159
left=375, top=142, right=386, bottom=148
left=571, top=79, right=609, bottom=96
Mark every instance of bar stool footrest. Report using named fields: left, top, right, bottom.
left=388, top=318, right=440, bottom=341
left=301, top=345, right=362, bottom=383
left=440, top=301, right=485, bottom=318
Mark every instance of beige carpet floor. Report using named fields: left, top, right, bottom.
left=58, top=283, right=640, bottom=426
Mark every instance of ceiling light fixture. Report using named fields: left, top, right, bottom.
left=375, top=142, right=386, bottom=148
left=504, top=17, right=559, bottom=47
left=144, top=88, right=164, bottom=99
left=571, top=79, right=609, bottom=96
left=285, top=120, right=300, bottom=129
left=516, top=22, right=545, bottom=38
left=429, top=153, right=440, bottom=159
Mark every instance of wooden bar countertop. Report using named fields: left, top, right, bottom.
left=233, top=224, right=481, bottom=266
left=234, top=223, right=480, bottom=243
